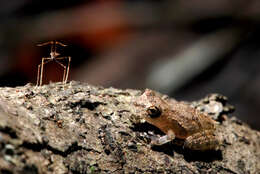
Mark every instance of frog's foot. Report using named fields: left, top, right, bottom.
left=150, top=130, right=175, bottom=146
left=184, top=130, right=220, bottom=151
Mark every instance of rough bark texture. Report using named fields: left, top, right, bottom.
left=0, top=81, right=259, bottom=174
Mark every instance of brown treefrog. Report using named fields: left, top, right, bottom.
left=135, top=89, right=220, bottom=151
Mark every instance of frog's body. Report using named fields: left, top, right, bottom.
left=135, top=89, right=220, bottom=151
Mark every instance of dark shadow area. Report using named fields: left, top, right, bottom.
left=151, top=141, right=223, bottom=162
left=0, top=126, right=18, bottom=139
left=191, top=16, right=234, bottom=34
left=0, top=72, right=28, bottom=87
left=0, top=169, right=13, bottom=174
left=68, top=100, right=104, bottom=111
left=178, top=147, right=222, bottom=162
left=151, top=142, right=175, bottom=157
left=132, top=122, right=165, bottom=135
left=15, top=0, right=87, bottom=17
left=21, top=165, right=38, bottom=174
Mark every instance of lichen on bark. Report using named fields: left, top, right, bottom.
left=0, top=81, right=259, bottom=174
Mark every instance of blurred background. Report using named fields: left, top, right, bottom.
left=0, top=0, right=260, bottom=130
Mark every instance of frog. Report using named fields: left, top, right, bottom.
left=134, top=89, right=220, bottom=151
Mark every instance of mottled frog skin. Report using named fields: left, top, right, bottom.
left=135, top=89, right=220, bottom=151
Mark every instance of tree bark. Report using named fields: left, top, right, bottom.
left=0, top=81, right=259, bottom=174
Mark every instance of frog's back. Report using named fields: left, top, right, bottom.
left=169, top=102, right=216, bottom=137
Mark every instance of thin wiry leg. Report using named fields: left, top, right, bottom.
left=40, top=58, right=44, bottom=86
left=38, top=58, right=52, bottom=86
left=65, top=56, right=71, bottom=84
left=37, top=64, right=41, bottom=86
left=63, top=67, right=66, bottom=83
left=54, top=59, right=67, bottom=84
left=56, top=56, right=71, bottom=84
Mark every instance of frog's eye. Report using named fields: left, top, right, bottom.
left=147, top=106, right=162, bottom=118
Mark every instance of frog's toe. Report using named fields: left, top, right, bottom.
left=150, top=130, right=175, bottom=146
left=150, top=135, right=170, bottom=145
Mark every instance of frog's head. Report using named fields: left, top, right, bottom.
left=134, top=89, right=168, bottom=124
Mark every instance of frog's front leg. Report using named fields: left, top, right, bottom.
left=184, top=130, right=220, bottom=151
left=150, top=130, right=175, bottom=145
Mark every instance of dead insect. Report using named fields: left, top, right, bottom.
left=36, top=40, right=71, bottom=86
